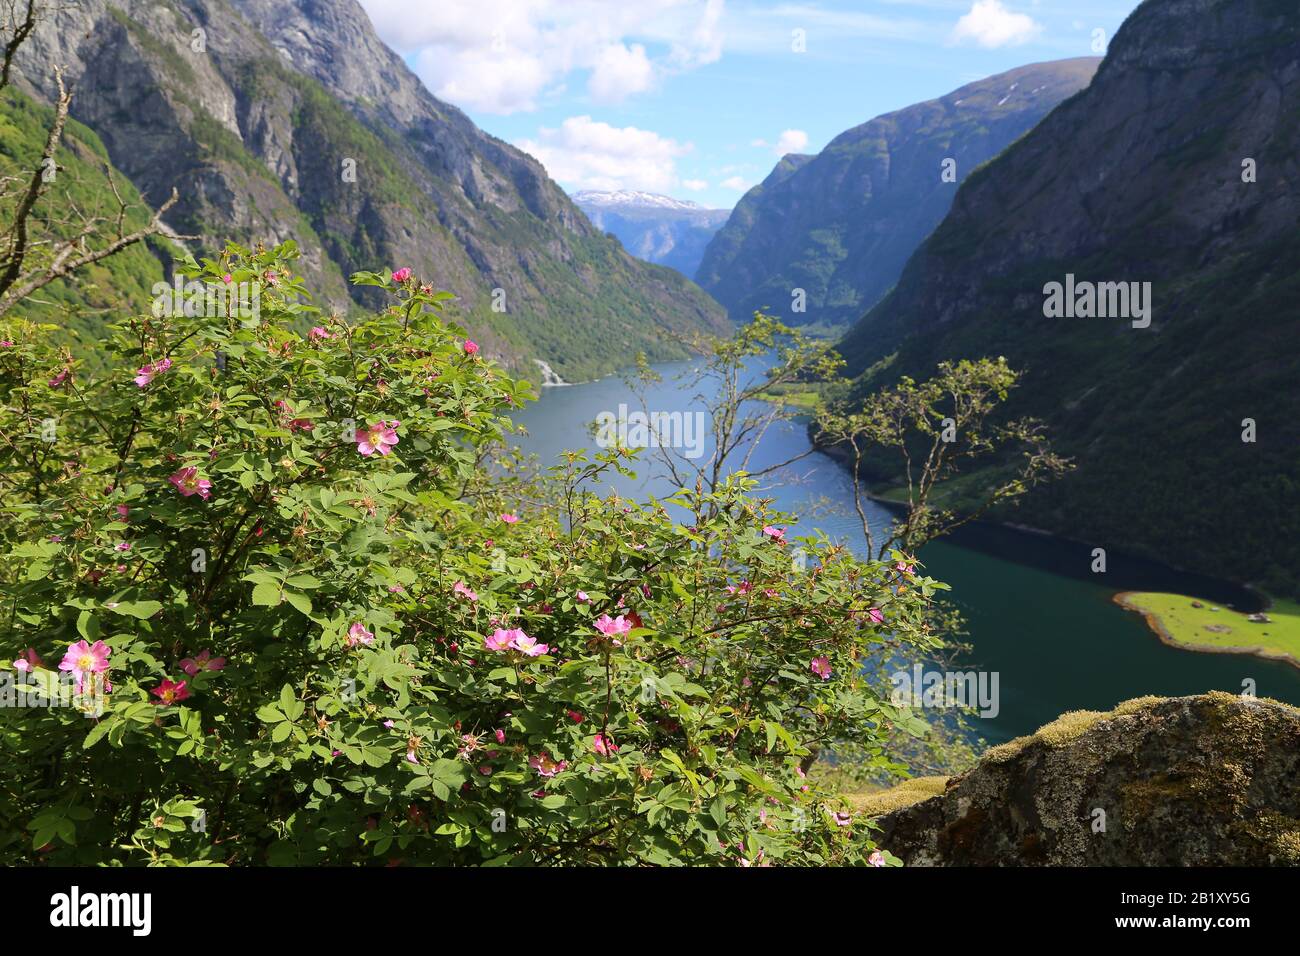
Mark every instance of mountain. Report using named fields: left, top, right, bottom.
left=836, top=0, right=1300, bottom=593
left=9, top=0, right=728, bottom=383
left=573, top=190, right=730, bottom=280
left=696, top=59, right=1101, bottom=329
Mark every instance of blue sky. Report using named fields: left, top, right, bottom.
left=358, top=1, right=1143, bottom=209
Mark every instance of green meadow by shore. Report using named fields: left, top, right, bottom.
left=1116, top=592, right=1300, bottom=669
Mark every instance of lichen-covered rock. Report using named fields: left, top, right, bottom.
left=873, top=693, right=1300, bottom=866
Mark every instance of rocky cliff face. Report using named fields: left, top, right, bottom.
left=695, top=59, right=1100, bottom=328
left=868, top=693, right=1300, bottom=866
left=836, top=0, right=1300, bottom=593
left=11, top=0, right=728, bottom=381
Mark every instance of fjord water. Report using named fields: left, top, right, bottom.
left=509, top=359, right=1300, bottom=743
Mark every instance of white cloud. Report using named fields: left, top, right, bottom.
left=682, top=178, right=709, bottom=191
left=358, top=0, right=728, bottom=114
left=720, top=175, right=751, bottom=190
left=588, top=42, right=656, bottom=102
left=516, top=115, right=694, bottom=192
left=751, top=129, right=809, bottom=156
left=950, top=1, right=1041, bottom=48
left=774, top=129, right=809, bottom=154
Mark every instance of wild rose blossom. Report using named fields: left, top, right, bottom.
left=762, top=525, right=785, bottom=542
left=133, top=357, right=172, bottom=388
left=868, top=851, right=886, bottom=867
left=484, top=628, right=517, bottom=652
left=499, top=513, right=519, bottom=524
left=592, top=734, right=619, bottom=756
left=509, top=633, right=549, bottom=657
left=453, top=581, right=479, bottom=602
left=58, top=640, right=111, bottom=693
left=356, top=420, right=400, bottom=457
left=179, top=650, right=226, bottom=676
left=463, top=340, right=479, bottom=355
left=594, top=614, right=632, bottom=643
left=529, top=752, right=568, bottom=777
left=391, top=267, right=412, bottom=283
left=347, top=623, right=375, bottom=647
left=868, top=607, right=885, bottom=624
left=13, top=648, right=43, bottom=673
left=810, top=656, right=832, bottom=680
left=168, top=467, right=213, bottom=500
left=308, top=326, right=332, bottom=341
left=151, top=679, right=190, bottom=706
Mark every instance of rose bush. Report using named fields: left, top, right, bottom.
left=0, top=242, right=944, bottom=865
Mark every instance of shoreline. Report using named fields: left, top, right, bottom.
left=1113, top=591, right=1300, bottom=673
left=810, top=436, right=1265, bottom=610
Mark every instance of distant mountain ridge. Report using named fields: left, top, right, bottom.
left=10, top=0, right=728, bottom=382
left=573, top=190, right=730, bottom=280
left=836, top=0, right=1300, bottom=593
left=696, top=58, right=1101, bottom=328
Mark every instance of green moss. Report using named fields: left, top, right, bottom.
left=848, top=775, right=949, bottom=816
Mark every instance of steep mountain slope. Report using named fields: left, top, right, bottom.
left=837, top=0, right=1300, bottom=593
left=696, top=59, right=1101, bottom=328
left=10, top=0, right=727, bottom=382
left=574, top=190, right=730, bottom=280
left=0, top=86, right=166, bottom=363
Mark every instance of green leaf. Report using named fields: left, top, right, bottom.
left=251, top=582, right=281, bottom=607
left=76, top=610, right=100, bottom=640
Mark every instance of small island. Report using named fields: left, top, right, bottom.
left=1116, top=592, right=1300, bottom=670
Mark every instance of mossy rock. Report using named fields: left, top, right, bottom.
left=875, top=693, right=1300, bottom=865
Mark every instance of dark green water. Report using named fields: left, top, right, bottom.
left=510, top=358, right=1300, bottom=742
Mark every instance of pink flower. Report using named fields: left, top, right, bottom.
left=391, top=267, right=412, bottom=283
left=509, top=632, right=549, bottom=657
left=499, top=513, right=519, bottom=524
left=575, top=590, right=589, bottom=603
left=347, top=622, right=375, bottom=647
left=168, top=467, right=213, bottom=500
left=810, top=656, right=832, bottom=680
left=529, top=752, right=568, bottom=777
left=48, top=368, right=71, bottom=388
left=494, top=728, right=506, bottom=744
left=58, top=640, right=111, bottom=693
left=13, top=648, right=42, bottom=673
left=115, top=505, right=130, bottom=519
left=594, top=614, right=632, bottom=639
left=114, top=541, right=131, bottom=553
left=868, top=607, right=884, bottom=624
left=484, top=628, right=517, bottom=652
left=868, top=851, right=885, bottom=867
left=308, top=326, right=332, bottom=341
left=832, top=811, right=852, bottom=827
left=133, top=358, right=172, bottom=388
left=406, top=749, right=419, bottom=764
left=592, top=734, right=619, bottom=756
left=894, top=561, right=914, bottom=576
left=221, top=273, right=232, bottom=285
left=762, top=525, right=785, bottom=542
left=383, top=719, right=395, bottom=729
left=463, top=340, right=479, bottom=355
left=453, top=581, right=479, bottom=602
left=356, top=420, right=400, bottom=457
left=566, top=710, right=584, bottom=724
left=179, top=650, right=226, bottom=676
left=151, top=679, right=190, bottom=706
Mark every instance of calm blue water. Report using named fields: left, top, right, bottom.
left=509, top=358, right=1300, bottom=742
